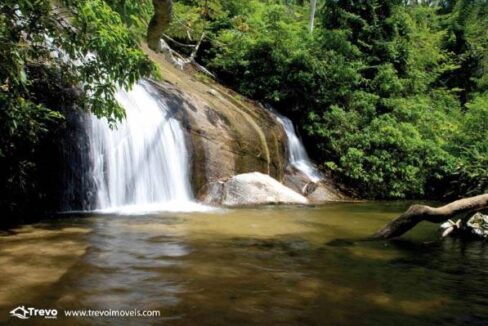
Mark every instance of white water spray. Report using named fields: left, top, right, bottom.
left=88, top=80, right=203, bottom=213
left=275, top=113, right=322, bottom=182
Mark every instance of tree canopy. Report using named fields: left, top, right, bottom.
left=1, top=0, right=487, bottom=220
left=163, top=0, right=487, bottom=199
left=0, top=0, right=155, bottom=217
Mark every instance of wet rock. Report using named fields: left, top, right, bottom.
left=142, top=46, right=347, bottom=200
left=197, top=181, right=225, bottom=206
left=283, top=166, right=310, bottom=194
left=198, top=172, right=308, bottom=206
left=466, top=212, right=488, bottom=238
left=307, top=181, right=346, bottom=202
left=283, top=166, right=346, bottom=202
left=207, top=89, right=219, bottom=97
left=146, top=75, right=287, bottom=195
left=439, top=212, right=488, bottom=239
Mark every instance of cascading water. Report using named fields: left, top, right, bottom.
left=87, top=80, right=201, bottom=213
left=275, top=113, right=322, bottom=182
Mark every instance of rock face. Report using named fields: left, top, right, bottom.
left=199, top=172, right=308, bottom=206
left=144, top=44, right=287, bottom=195
left=143, top=45, right=347, bottom=203
left=283, top=166, right=311, bottom=195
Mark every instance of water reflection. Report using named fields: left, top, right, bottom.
left=56, top=215, right=190, bottom=322
left=0, top=204, right=487, bottom=325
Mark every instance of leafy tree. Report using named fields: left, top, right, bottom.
left=303, top=0, right=462, bottom=198
left=0, top=0, right=155, bottom=219
left=200, top=0, right=479, bottom=199
left=441, top=0, right=488, bottom=103
left=2, top=0, right=487, bottom=211
left=448, top=93, right=488, bottom=196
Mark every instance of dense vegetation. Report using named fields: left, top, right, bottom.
left=165, top=0, right=488, bottom=199
left=0, top=0, right=487, bottom=221
left=0, top=0, right=154, bottom=219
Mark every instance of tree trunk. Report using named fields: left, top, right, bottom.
left=309, top=0, right=317, bottom=33
left=147, top=0, right=173, bottom=52
left=373, top=194, right=488, bottom=239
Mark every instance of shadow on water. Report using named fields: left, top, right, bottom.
left=0, top=204, right=487, bottom=325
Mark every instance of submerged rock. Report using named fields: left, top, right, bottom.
left=198, top=172, right=308, bottom=206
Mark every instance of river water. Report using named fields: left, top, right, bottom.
left=1, top=203, right=487, bottom=325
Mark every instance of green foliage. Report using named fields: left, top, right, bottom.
left=207, top=1, right=311, bottom=101
left=442, top=0, right=488, bottom=102
left=182, top=0, right=488, bottom=199
left=2, top=0, right=487, bottom=209
left=63, top=0, right=155, bottom=120
left=449, top=93, right=488, bottom=196
left=0, top=0, right=155, bottom=217
left=298, top=0, right=462, bottom=198
left=105, top=0, right=153, bottom=37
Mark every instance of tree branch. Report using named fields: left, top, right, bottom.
left=373, top=193, right=488, bottom=239
left=146, top=0, right=214, bottom=78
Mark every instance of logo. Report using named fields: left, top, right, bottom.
left=10, top=306, right=58, bottom=320
left=10, top=306, right=29, bottom=320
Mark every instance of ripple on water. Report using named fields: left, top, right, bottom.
left=1, top=204, right=487, bottom=325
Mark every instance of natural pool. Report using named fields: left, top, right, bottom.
left=0, top=202, right=487, bottom=325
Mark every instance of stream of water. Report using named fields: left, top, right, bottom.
left=275, top=113, right=322, bottom=182
left=6, top=82, right=486, bottom=325
left=86, top=80, right=205, bottom=214
left=1, top=203, right=487, bottom=325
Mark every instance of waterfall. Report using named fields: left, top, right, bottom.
left=87, top=80, right=201, bottom=213
left=275, top=113, right=322, bottom=182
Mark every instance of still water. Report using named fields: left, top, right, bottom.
left=0, top=203, right=487, bottom=325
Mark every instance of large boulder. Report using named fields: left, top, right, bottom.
left=198, top=172, right=308, bottom=206
left=143, top=45, right=348, bottom=202
left=306, top=181, right=346, bottom=202
left=144, top=45, right=287, bottom=195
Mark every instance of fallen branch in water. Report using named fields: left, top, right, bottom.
left=373, top=193, right=488, bottom=239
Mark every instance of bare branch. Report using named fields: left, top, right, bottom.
left=373, top=194, right=488, bottom=239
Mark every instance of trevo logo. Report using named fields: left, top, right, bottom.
left=10, top=306, right=58, bottom=320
